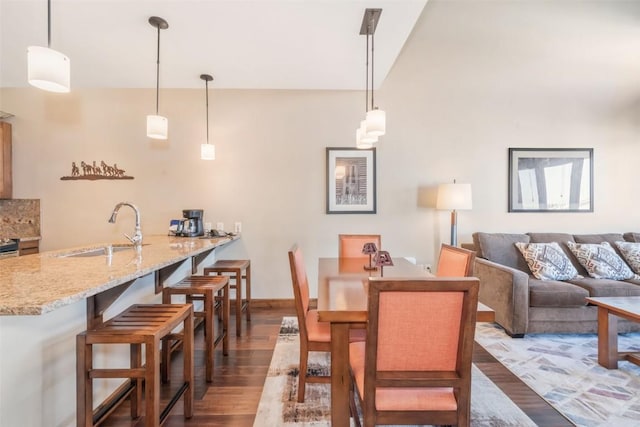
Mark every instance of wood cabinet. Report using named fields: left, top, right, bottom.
left=19, top=239, right=40, bottom=256
left=0, top=122, right=12, bottom=199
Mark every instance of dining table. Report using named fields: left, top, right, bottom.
left=316, top=256, right=494, bottom=427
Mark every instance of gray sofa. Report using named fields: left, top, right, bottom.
left=472, top=232, right=640, bottom=337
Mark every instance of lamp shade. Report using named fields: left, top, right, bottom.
left=437, top=183, right=472, bottom=210
left=335, top=165, right=346, bottom=179
left=27, top=46, right=70, bottom=93
left=146, top=115, right=168, bottom=139
left=362, top=242, right=378, bottom=255
left=357, top=120, right=377, bottom=148
left=374, top=250, right=394, bottom=267
left=356, top=126, right=373, bottom=149
left=201, top=143, right=215, bottom=160
left=366, top=108, right=386, bottom=136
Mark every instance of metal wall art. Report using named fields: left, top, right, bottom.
left=60, top=160, right=133, bottom=181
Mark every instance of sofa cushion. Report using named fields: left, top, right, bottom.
left=624, top=232, right=640, bottom=243
left=474, top=232, right=530, bottom=272
left=573, top=233, right=625, bottom=245
left=567, top=277, right=640, bottom=297
left=515, top=242, right=579, bottom=281
left=574, top=233, right=626, bottom=257
left=528, top=278, right=589, bottom=307
left=527, top=233, right=587, bottom=276
left=566, top=241, right=638, bottom=280
left=614, top=241, right=640, bottom=275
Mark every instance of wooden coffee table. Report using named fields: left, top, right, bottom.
left=585, top=296, right=640, bottom=369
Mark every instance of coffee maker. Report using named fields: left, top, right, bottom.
left=177, top=209, right=204, bottom=237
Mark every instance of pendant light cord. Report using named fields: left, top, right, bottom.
left=155, top=25, right=160, bottom=115
left=47, top=0, right=51, bottom=47
left=205, top=79, right=210, bottom=144
left=365, top=28, right=369, bottom=113
left=370, top=15, right=375, bottom=111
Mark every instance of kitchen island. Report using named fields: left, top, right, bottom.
left=0, top=234, right=238, bottom=427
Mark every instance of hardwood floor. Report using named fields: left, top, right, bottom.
left=101, top=306, right=573, bottom=426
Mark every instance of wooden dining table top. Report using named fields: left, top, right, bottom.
left=316, top=256, right=495, bottom=323
left=316, top=257, right=430, bottom=323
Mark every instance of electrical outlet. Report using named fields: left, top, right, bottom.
left=418, top=263, right=432, bottom=273
left=216, top=222, right=224, bottom=231
left=234, top=222, right=242, bottom=233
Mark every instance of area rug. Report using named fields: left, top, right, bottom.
left=475, top=322, right=640, bottom=427
left=253, top=317, right=537, bottom=427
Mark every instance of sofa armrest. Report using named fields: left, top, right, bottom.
left=474, top=258, right=530, bottom=337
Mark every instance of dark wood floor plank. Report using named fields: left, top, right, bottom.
left=101, top=307, right=572, bottom=426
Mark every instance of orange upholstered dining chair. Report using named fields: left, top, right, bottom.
left=436, top=243, right=476, bottom=277
left=349, top=277, right=479, bottom=427
left=338, top=234, right=382, bottom=258
left=288, top=244, right=365, bottom=403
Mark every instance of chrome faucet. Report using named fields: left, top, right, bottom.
left=108, top=202, right=143, bottom=247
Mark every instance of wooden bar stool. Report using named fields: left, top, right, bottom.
left=76, top=304, right=194, bottom=427
left=162, top=275, right=230, bottom=382
left=204, top=259, right=251, bottom=336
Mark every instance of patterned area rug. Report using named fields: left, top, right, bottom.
left=475, top=323, right=640, bottom=427
left=253, top=317, right=537, bottom=427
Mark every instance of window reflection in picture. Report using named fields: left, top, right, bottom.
left=509, top=148, right=593, bottom=212
left=326, top=147, right=376, bottom=214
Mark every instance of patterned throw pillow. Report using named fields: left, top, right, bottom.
left=614, top=241, right=640, bottom=275
left=566, top=241, right=638, bottom=280
left=515, top=242, right=579, bottom=280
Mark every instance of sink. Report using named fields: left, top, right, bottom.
left=58, top=244, right=145, bottom=258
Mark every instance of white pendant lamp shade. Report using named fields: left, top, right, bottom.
left=146, top=114, right=168, bottom=139
left=356, top=126, right=374, bottom=149
left=27, top=46, right=70, bottom=93
left=366, top=108, right=385, bottom=136
left=201, top=143, right=215, bottom=160
left=359, top=120, right=377, bottom=144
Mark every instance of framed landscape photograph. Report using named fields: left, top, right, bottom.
left=508, top=148, right=593, bottom=212
left=326, top=147, right=376, bottom=214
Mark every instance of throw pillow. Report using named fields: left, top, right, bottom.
left=614, top=241, right=640, bottom=275
left=566, top=241, right=638, bottom=280
left=515, top=242, right=579, bottom=280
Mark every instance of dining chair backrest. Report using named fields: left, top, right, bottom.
left=354, top=277, right=479, bottom=426
left=288, top=244, right=311, bottom=327
left=436, top=243, right=476, bottom=277
left=338, top=234, right=382, bottom=258
left=287, top=243, right=333, bottom=403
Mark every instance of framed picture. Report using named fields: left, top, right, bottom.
left=508, top=148, right=593, bottom=212
left=326, top=147, right=376, bottom=214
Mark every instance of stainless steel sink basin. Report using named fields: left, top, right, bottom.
left=58, top=244, right=145, bottom=258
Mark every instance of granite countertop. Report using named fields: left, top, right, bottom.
left=0, top=234, right=236, bottom=316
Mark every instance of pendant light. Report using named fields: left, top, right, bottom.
left=364, top=9, right=385, bottom=138
left=355, top=8, right=384, bottom=148
left=27, top=0, right=70, bottom=93
left=147, top=16, right=169, bottom=140
left=200, top=74, right=215, bottom=160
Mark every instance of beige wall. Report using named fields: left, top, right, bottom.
left=3, top=0, right=640, bottom=299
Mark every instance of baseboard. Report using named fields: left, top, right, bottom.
left=250, top=298, right=298, bottom=309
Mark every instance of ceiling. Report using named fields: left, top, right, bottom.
left=0, top=0, right=427, bottom=90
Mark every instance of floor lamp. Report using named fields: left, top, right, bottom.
left=437, top=181, right=472, bottom=247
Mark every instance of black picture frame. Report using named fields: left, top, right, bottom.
left=508, top=148, right=593, bottom=212
left=326, top=147, right=376, bottom=214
